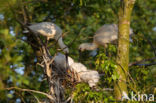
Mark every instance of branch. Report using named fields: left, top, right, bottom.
left=129, top=57, right=156, bottom=66
left=29, top=92, right=41, bottom=103
left=5, top=87, right=54, bottom=101
left=49, top=53, right=57, bottom=64
left=22, top=0, right=31, bottom=23
left=67, top=27, right=85, bottom=47
left=133, top=62, right=156, bottom=67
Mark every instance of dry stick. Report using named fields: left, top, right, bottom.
left=9, top=5, right=54, bottom=102
left=41, top=45, right=59, bottom=102
left=21, top=0, right=31, bottom=23
left=49, top=53, right=57, bottom=64
left=9, top=3, right=59, bottom=102
left=9, top=3, right=70, bottom=102
left=64, top=97, right=72, bottom=103
left=5, top=87, right=54, bottom=101
left=21, top=15, right=56, bottom=101
left=29, top=92, right=41, bottom=103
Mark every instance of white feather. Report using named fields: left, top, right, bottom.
left=53, top=53, right=100, bottom=87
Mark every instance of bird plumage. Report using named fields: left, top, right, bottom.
left=54, top=53, right=100, bottom=87
left=79, top=24, right=133, bottom=51
left=25, top=22, right=69, bottom=53
left=54, top=53, right=74, bottom=69
left=28, top=22, right=62, bottom=40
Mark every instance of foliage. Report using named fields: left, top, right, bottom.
left=95, top=48, right=118, bottom=86
left=72, top=83, right=114, bottom=103
left=0, top=0, right=155, bottom=102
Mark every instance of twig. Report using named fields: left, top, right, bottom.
left=5, top=87, right=54, bottom=101
left=129, top=57, right=156, bottom=66
left=64, top=97, right=72, bottom=103
left=37, top=62, right=44, bottom=68
left=22, top=0, right=31, bottom=23
left=67, top=27, right=85, bottom=47
left=133, top=62, right=156, bottom=67
left=29, top=92, right=41, bottom=103
left=49, top=53, right=57, bottom=64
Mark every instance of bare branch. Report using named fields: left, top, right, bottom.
left=133, top=62, right=156, bottom=67
left=129, top=57, right=156, bottom=66
left=49, top=53, right=57, bottom=64
left=29, top=92, right=41, bottom=103
left=37, top=62, right=44, bottom=68
left=5, top=87, right=54, bottom=101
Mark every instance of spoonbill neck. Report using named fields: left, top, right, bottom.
left=57, top=37, right=69, bottom=53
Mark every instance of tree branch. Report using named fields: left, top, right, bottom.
left=5, top=87, right=54, bottom=101
left=133, top=62, right=156, bottom=67
left=129, top=57, right=156, bottom=66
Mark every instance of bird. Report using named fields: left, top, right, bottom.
left=24, top=22, right=69, bottom=53
left=78, top=70, right=99, bottom=87
left=79, top=24, right=133, bottom=52
left=53, top=53, right=100, bottom=87
left=70, top=62, right=99, bottom=87
left=54, top=53, right=74, bottom=69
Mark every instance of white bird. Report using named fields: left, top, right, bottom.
left=25, top=22, right=69, bottom=53
left=79, top=24, right=133, bottom=51
left=70, top=63, right=87, bottom=73
left=70, top=62, right=99, bottom=87
left=53, top=53, right=100, bottom=87
left=79, top=70, right=99, bottom=87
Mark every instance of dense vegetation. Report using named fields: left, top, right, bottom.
left=0, top=0, right=155, bottom=102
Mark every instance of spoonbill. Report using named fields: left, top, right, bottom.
left=79, top=24, right=133, bottom=51
left=25, top=22, right=69, bottom=53
left=54, top=53, right=100, bottom=87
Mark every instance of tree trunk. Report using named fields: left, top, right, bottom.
left=114, top=0, right=135, bottom=100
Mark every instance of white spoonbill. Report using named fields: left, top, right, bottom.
left=53, top=53, right=100, bottom=87
left=25, top=22, right=69, bottom=53
left=79, top=24, right=133, bottom=51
